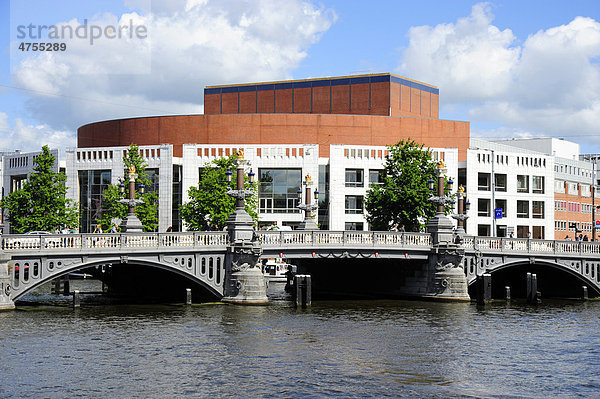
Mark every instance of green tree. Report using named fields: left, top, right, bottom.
left=180, top=155, right=258, bottom=231
left=96, top=144, right=158, bottom=232
left=2, top=145, right=78, bottom=233
left=365, top=139, right=452, bottom=232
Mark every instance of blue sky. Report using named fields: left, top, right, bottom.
left=1, top=0, right=599, bottom=153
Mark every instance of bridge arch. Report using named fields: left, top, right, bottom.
left=467, top=259, right=600, bottom=298
left=10, top=255, right=225, bottom=301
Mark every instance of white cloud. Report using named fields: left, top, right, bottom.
left=0, top=113, right=75, bottom=153
left=400, top=3, right=519, bottom=102
left=11, top=0, right=335, bottom=138
left=399, top=3, right=600, bottom=147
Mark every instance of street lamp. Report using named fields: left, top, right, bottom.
left=451, top=185, right=469, bottom=236
left=297, top=174, right=319, bottom=230
left=426, top=160, right=456, bottom=245
left=118, top=166, right=145, bottom=233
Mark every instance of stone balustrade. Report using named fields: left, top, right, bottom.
left=3, top=231, right=600, bottom=256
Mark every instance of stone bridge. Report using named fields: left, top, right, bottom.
left=1, top=231, right=600, bottom=307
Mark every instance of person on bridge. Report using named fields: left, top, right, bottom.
left=201, top=221, right=211, bottom=231
left=93, top=225, right=103, bottom=234
left=109, top=224, right=118, bottom=233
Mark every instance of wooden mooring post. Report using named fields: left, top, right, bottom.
left=476, top=273, right=492, bottom=305
left=526, top=273, right=541, bottom=304
left=294, top=275, right=311, bottom=308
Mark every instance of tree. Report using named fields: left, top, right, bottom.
left=365, top=139, right=451, bottom=232
left=2, top=145, right=78, bottom=233
left=96, top=144, right=158, bottom=232
left=180, top=155, right=258, bottom=231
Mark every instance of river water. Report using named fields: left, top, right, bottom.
left=1, top=281, right=599, bottom=398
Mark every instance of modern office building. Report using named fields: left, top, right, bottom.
left=496, top=138, right=600, bottom=240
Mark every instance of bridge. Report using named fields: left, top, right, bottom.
left=1, top=230, right=599, bottom=308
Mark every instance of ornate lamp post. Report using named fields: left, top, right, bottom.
left=118, top=166, right=145, bottom=233
left=426, top=161, right=455, bottom=245
left=451, top=185, right=470, bottom=237
left=222, top=150, right=268, bottom=305
left=297, top=174, right=319, bottom=230
left=425, top=160, right=469, bottom=301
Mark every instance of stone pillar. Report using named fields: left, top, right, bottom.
left=425, top=162, right=470, bottom=301
left=119, top=167, right=144, bottom=233
left=297, top=174, right=319, bottom=230
left=424, top=245, right=470, bottom=301
left=0, top=253, right=15, bottom=310
left=221, top=156, right=268, bottom=305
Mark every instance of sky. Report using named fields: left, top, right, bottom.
left=0, top=0, right=599, bottom=154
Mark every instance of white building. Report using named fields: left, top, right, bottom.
left=2, top=143, right=458, bottom=233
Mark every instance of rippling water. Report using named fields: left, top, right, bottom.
left=1, top=282, right=599, bottom=398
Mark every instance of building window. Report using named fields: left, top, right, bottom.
left=318, top=165, right=330, bottom=230
left=532, top=176, right=544, bottom=194
left=494, top=174, right=507, bottom=192
left=79, top=169, right=111, bottom=233
left=172, top=165, right=182, bottom=232
left=369, top=169, right=384, bottom=185
left=345, top=195, right=364, bottom=214
left=495, top=199, right=507, bottom=217
left=478, top=224, right=491, bottom=236
left=345, top=169, right=364, bottom=187
left=478, top=173, right=490, bottom=191
left=532, top=201, right=544, bottom=219
left=345, top=222, right=364, bottom=231
left=568, top=182, right=578, bottom=195
left=554, top=180, right=565, bottom=193
left=517, top=225, right=530, bottom=238
left=10, top=175, right=27, bottom=193
left=517, top=175, right=529, bottom=193
left=517, top=200, right=529, bottom=218
left=532, top=225, right=545, bottom=239
left=478, top=198, right=490, bottom=217
left=581, top=184, right=591, bottom=197
left=258, top=168, right=301, bottom=214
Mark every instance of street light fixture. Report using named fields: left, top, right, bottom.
left=118, top=166, right=145, bottom=233
left=297, top=174, right=319, bottom=230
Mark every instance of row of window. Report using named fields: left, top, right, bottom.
left=555, top=220, right=594, bottom=234
left=477, top=199, right=545, bottom=219
left=345, top=169, right=383, bottom=187
left=554, top=200, right=600, bottom=214
left=555, top=163, right=593, bottom=179
left=477, top=224, right=545, bottom=239
left=478, top=173, right=544, bottom=193
left=475, top=153, right=548, bottom=169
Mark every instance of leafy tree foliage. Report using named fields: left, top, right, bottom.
left=96, top=144, right=158, bottom=232
left=180, top=155, right=258, bottom=231
left=365, top=139, right=451, bottom=232
left=3, top=145, right=78, bottom=233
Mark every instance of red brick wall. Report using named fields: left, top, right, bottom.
left=239, top=91, right=256, bottom=113
left=78, top=114, right=470, bottom=160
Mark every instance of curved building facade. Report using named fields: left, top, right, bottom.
left=71, top=73, right=467, bottom=232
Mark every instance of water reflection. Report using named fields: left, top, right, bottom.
left=1, top=286, right=599, bottom=398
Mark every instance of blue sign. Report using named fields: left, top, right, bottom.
left=494, top=208, right=503, bottom=219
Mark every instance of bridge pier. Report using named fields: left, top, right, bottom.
left=424, top=210, right=470, bottom=301
left=221, top=207, right=268, bottom=305
left=0, top=253, right=15, bottom=310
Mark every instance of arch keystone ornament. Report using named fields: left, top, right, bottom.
left=0, top=253, right=15, bottom=310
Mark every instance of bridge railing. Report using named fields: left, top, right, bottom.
left=1, top=232, right=228, bottom=251
left=463, top=236, right=600, bottom=255
left=257, top=231, right=431, bottom=248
